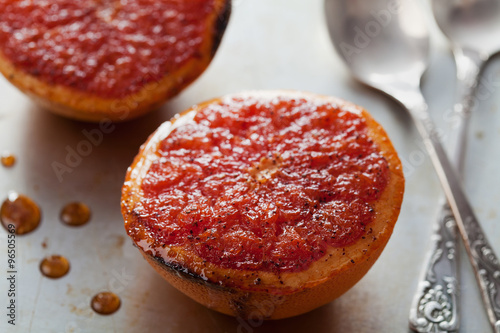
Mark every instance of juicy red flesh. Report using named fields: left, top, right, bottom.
left=0, top=0, right=215, bottom=98
left=135, top=96, right=390, bottom=273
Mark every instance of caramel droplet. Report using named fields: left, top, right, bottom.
left=40, top=255, right=70, bottom=278
left=60, top=202, right=91, bottom=226
left=91, top=292, right=121, bottom=315
left=1, top=152, right=16, bottom=167
left=1, top=192, right=41, bottom=235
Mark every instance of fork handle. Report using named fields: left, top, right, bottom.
left=404, top=48, right=500, bottom=332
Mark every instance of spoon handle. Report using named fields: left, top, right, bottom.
left=409, top=48, right=485, bottom=333
left=400, top=58, right=500, bottom=332
left=409, top=202, right=459, bottom=333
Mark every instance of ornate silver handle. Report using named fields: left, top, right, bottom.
left=409, top=203, right=459, bottom=332
left=408, top=48, right=500, bottom=332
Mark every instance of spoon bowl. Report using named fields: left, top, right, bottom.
left=432, top=0, right=500, bottom=56
left=325, top=0, right=429, bottom=95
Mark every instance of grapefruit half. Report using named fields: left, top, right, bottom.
left=121, top=91, right=405, bottom=319
left=0, top=0, right=230, bottom=122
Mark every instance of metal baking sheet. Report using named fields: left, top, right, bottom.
left=1, top=0, right=499, bottom=332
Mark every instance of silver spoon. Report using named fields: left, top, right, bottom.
left=410, top=0, right=500, bottom=331
left=409, top=1, right=500, bottom=332
left=324, top=0, right=500, bottom=332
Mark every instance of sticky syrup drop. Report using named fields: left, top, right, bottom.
left=60, top=202, right=91, bottom=226
left=1, top=152, right=16, bottom=167
left=91, top=292, right=121, bottom=315
left=40, top=255, right=70, bottom=278
left=0, top=192, right=41, bottom=234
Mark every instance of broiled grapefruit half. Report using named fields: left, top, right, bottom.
left=0, top=0, right=230, bottom=122
left=121, top=91, right=405, bottom=319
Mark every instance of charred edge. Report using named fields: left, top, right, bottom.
left=151, top=254, right=231, bottom=293
left=211, top=0, right=232, bottom=57
left=230, top=293, right=252, bottom=319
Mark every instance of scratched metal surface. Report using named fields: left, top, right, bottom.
left=0, top=1, right=499, bottom=332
